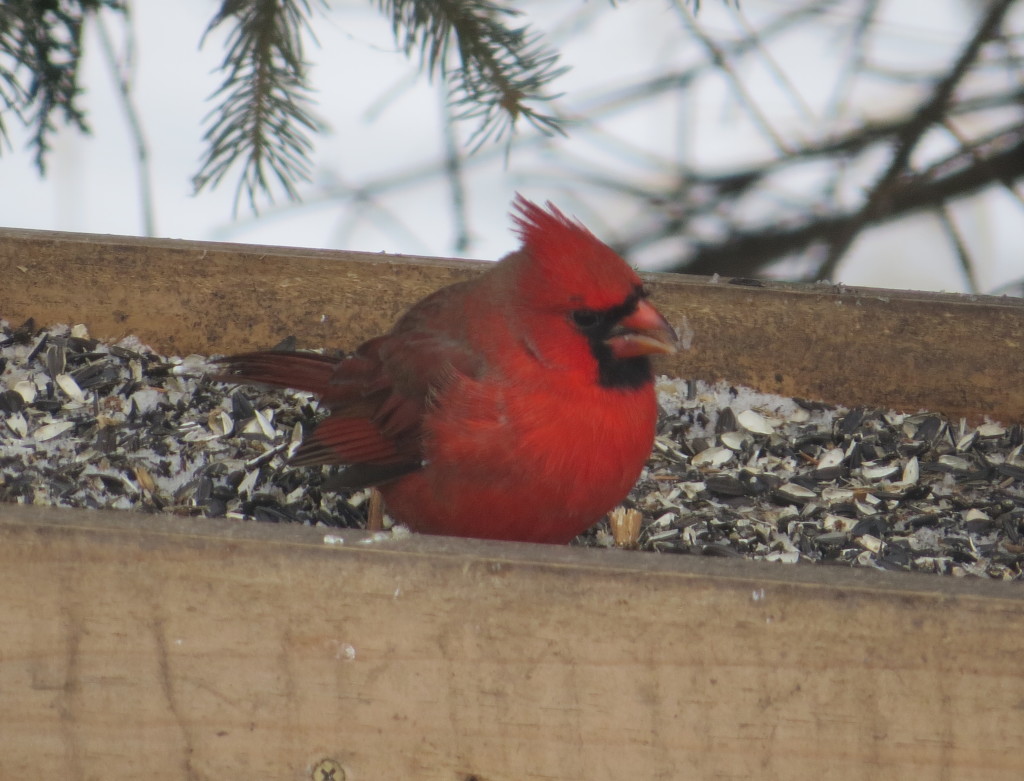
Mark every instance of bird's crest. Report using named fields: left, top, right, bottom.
left=511, top=194, right=642, bottom=310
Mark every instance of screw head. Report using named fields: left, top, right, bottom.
left=311, top=758, right=345, bottom=781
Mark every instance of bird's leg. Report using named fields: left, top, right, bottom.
left=367, top=487, right=385, bottom=532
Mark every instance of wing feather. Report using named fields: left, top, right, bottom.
left=215, top=289, right=485, bottom=489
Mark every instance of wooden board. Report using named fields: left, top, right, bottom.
left=2, top=503, right=1022, bottom=781
left=2, top=227, right=1023, bottom=422
left=2, top=227, right=1024, bottom=779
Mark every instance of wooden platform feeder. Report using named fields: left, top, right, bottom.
left=1, top=227, right=1023, bottom=780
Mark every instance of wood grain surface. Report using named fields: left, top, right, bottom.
left=2, top=226, right=1022, bottom=422
left=1, top=504, right=1022, bottom=781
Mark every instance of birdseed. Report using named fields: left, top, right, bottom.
left=2, top=319, right=1022, bottom=580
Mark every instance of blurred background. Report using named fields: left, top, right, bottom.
left=1, top=0, right=1022, bottom=293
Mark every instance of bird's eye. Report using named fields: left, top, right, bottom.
left=571, top=309, right=601, bottom=330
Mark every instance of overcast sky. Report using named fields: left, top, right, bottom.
left=1, top=0, right=1020, bottom=294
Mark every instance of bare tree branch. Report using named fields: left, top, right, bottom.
left=661, top=131, right=1024, bottom=279
left=937, top=205, right=979, bottom=294
left=814, top=0, right=1018, bottom=280
left=672, top=0, right=791, bottom=155
left=95, top=8, right=155, bottom=236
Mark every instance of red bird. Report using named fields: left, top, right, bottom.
left=217, top=196, right=677, bottom=543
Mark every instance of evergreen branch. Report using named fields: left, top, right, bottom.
left=375, top=0, right=568, bottom=151
left=0, top=26, right=26, bottom=151
left=195, top=0, right=325, bottom=214
left=0, top=0, right=123, bottom=172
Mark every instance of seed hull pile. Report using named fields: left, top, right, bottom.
left=2, top=320, right=1023, bottom=580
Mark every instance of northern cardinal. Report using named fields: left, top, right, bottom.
left=216, top=196, right=677, bottom=543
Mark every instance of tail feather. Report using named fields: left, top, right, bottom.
left=215, top=348, right=424, bottom=488
left=214, top=351, right=339, bottom=395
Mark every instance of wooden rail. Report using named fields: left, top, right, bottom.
left=3, top=504, right=1022, bottom=780
left=3, top=226, right=1023, bottom=421
left=1, top=227, right=1023, bottom=780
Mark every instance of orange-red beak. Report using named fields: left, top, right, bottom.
left=606, top=299, right=678, bottom=359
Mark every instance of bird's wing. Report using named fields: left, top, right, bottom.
left=216, top=281, right=487, bottom=487
left=290, top=325, right=485, bottom=484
